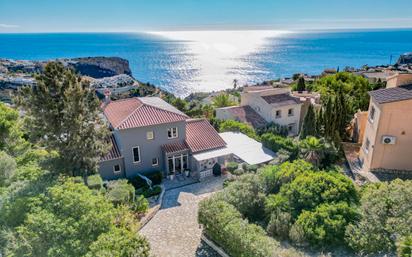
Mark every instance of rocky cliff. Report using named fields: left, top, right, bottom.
left=64, top=57, right=132, bottom=78
left=397, top=53, right=412, bottom=65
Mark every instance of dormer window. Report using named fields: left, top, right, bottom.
left=168, top=127, right=178, bottom=139
left=275, top=110, right=282, bottom=119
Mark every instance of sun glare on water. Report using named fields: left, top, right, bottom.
left=148, top=30, right=290, bottom=94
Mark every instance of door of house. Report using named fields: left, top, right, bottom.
left=167, top=154, right=188, bottom=175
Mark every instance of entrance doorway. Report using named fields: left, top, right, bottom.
left=167, top=154, right=188, bottom=175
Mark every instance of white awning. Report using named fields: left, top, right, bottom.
left=192, top=147, right=232, bottom=162
left=192, top=131, right=276, bottom=165
left=219, top=132, right=276, bottom=165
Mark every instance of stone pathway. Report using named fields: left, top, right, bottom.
left=140, top=176, right=225, bottom=257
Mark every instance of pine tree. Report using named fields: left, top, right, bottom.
left=300, top=104, right=317, bottom=139
left=16, top=62, right=109, bottom=178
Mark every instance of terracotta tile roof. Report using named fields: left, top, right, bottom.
left=101, top=134, right=122, bottom=161
left=221, top=105, right=267, bottom=128
left=185, top=119, right=226, bottom=153
left=103, top=97, right=188, bottom=130
left=261, top=93, right=301, bottom=107
left=162, top=141, right=189, bottom=154
left=369, top=84, right=412, bottom=104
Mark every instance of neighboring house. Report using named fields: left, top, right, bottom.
left=98, top=96, right=276, bottom=181
left=386, top=73, right=412, bottom=88
left=358, top=74, right=412, bottom=174
left=216, top=86, right=302, bottom=135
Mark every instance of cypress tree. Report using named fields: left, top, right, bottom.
left=296, top=76, right=306, bottom=92
left=300, top=104, right=317, bottom=139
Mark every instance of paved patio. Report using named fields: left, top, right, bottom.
left=140, top=176, right=225, bottom=257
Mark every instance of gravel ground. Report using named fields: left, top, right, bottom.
left=140, top=176, right=225, bottom=257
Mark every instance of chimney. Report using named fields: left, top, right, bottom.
left=104, top=88, right=112, bottom=104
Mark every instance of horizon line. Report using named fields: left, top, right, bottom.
left=1, top=26, right=412, bottom=34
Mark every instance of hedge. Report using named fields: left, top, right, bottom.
left=198, top=197, right=282, bottom=257
left=226, top=162, right=239, bottom=173
left=87, top=175, right=103, bottom=190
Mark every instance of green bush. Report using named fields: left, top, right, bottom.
left=397, top=236, right=412, bottom=257
left=244, top=164, right=258, bottom=173
left=219, top=120, right=258, bottom=140
left=256, top=122, right=289, bottom=137
left=261, top=133, right=299, bottom=160
left=217, top=174, right=266, bottom=221
left=345, top=179, right=412, bottom=254
left=198, top=198, right=280, bottom=257
left=292, top=202, right=358, bottom=246
left=232, top=168, right=244, bottom=176
left=226, top=162, right=239, bottom=172
left=258, top=160, right=314, bottom=194
left=106, top=179, right=135, bottom=205
left=132, top=195, right=149, bottom=214
left=136, top=185, right=162, bottom=198
left=87, top=174, right=103, bottom=190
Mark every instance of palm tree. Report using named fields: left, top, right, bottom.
left=233, top=79, right=238, bottom=89
left=299, top=136, right=326, bottom=167
left=212, top=93, right=235, bottom=108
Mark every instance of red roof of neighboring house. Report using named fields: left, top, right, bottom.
left=185, top=119, right=226, bottom=153
left=101, top=134, right=122, bottom=161
left=220, top=105, right=266, bottom=128
left=103, top=97, right=188, bottom=130
left=162, top=141, right=189, bottom=154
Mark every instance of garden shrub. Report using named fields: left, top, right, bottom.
left=219, top=120, right=258, bottom=140
left=212, top=163, right=221, bottom=176
left=232, top=168, right=244, bottom=176
left=261, top=133, right=299, bottom=160
left=106, top=179, right=135, bottom=206
left=266, top=211, right=292, bottom=239
left=397, top=236, right=412, bottom=257
left=141, top=185, right=162, bottom=198
left=217, top=174, right=266, bottom=221
left=87, top=174, right=103, bottom=190
left=242, top=163, right=258, bottom=173
left=198, top=197, right=281, bottom=257
left=292, top=202, right=358, bottom=246
left=131, top=195, right=149, bottom=214
left=279, top=171, right=358, bottom=218
left=258, top=160, right=314, bottom=194
left=226, top=162, right=239, bottom=173
left=256, top=122, right=289, bottom=137
left=345, top=179, right=412, bottom=254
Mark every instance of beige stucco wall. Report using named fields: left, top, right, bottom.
left=240, top=89, right=302, bottom=135
left=386, top=73, right=412, bottom=88
left=360, top=98, right=412, bottom=171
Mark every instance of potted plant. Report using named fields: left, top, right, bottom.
left=184, top=169, right=190, bottom=177
left=169, top=172, right=175, bottom=180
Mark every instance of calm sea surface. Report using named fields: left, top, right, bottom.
left=0, top=29, right=411, bottom=96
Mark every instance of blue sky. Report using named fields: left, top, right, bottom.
left=1, top=0, right=412, bottom=32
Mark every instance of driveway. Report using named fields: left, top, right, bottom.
left=140, top=176, right=225, bottom=257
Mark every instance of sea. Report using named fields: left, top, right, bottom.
left=0, top=29, right=411, bottom=96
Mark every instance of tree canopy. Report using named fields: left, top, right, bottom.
left=16, top=62, right=109, bottom=177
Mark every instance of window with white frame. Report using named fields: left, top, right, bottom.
left=132, top=146, right=141, bottom=163
left=275, top=110, right=282, bottom=118
left=152, top=157, right=158, bottom=166
left=369, top=106, right=376, bottom=123
left=288, top=108, right=294, bottom=117
left=167, top=127, right=178, bottom=139
left=113, top=164, right=121, bottom=173
left=147, top=131, right=154, bottom=140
